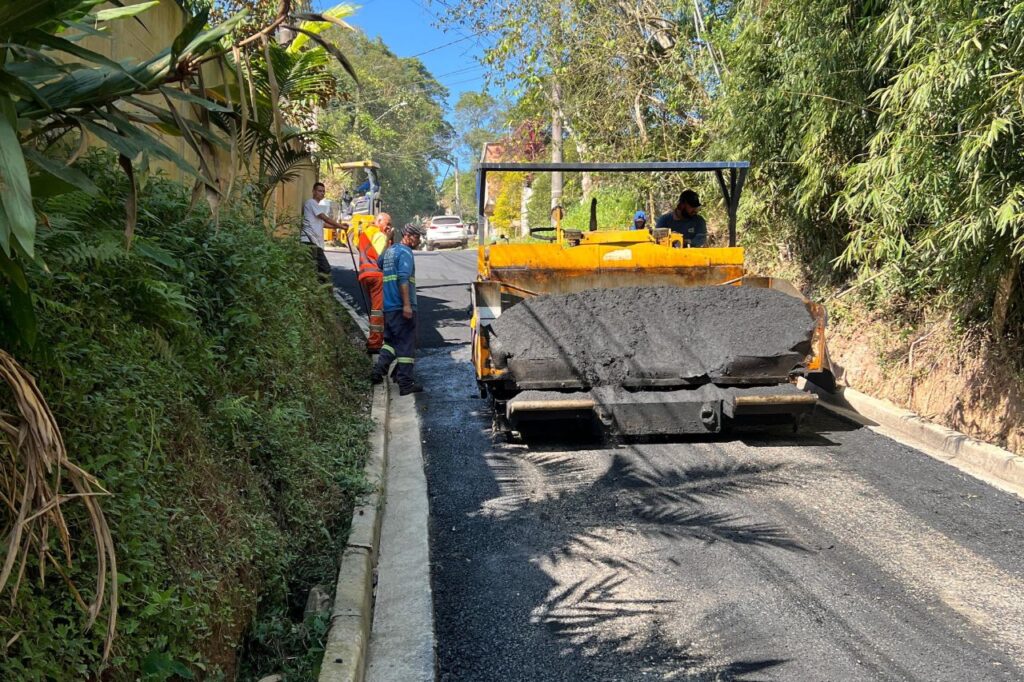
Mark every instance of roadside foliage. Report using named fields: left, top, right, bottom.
left=1, top=0, right=371, bottom=677
left=319, top=29, right=454, bottom=226
left=1, top=159, right=370, bottom=678
left=442, top=0, right=1024, bottom=350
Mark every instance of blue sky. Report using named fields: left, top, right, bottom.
left=316, top=1, right=493, bottom=112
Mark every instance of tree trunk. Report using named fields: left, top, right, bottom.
left=563, top=120, right=592, bottom=200
left=453, top=158, right=461, bottom=216
left=550, top=79, right=563, bottom=211
left=615, top=0, right=675, bottom=51
left=520, top=177, right=533, bottom=237
left=992, top=255, right=1021, bottom=338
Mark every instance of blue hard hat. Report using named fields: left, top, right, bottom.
left=634, top=210, right=647, bottom=221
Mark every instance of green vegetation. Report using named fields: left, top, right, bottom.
left=436, top=92, right=507, bottom=222
left=1, top=3, right=373, bottom=675
left=442, top=0, right=1024, bottom=347
left=320, top=31, right=453, bottom=225
left=561, top=187, right=640, bottom=233
left=0, top=0, right=240, bottom=352
left=711, top=0, right=1024, bottom=339
left=438, top=169, right=477, bottom=223
left=1, top=159, right=369, bottom=679
left=0, top=0, right=357, bottom=352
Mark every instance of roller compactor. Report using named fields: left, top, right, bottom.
left=470, top=162, right=832, bottom=437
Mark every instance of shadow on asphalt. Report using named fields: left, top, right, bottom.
left=336, top=254, right=804, bottom=678
left=513, top=413, right=856, bottom=449
left=330, top=264, right=471, bottom=350
left=416, top=291, right=471, bottom=348
left=353, top=255, right=1024, bottom=682
left=533, top=571, right=787, bottom=680
left=427, top=375, right=802, bottom=679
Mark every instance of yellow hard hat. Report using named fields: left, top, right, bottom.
left=374, top=212, right=392, bottom=229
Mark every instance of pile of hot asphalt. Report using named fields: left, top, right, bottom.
left=488, top=286, right=816, bottom=388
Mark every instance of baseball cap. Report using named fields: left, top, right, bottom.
left=678, top=190, right=701, bottom=207
left=403, top=223, right=426, bottom=237
left=634, top=210, right=647, bottom=221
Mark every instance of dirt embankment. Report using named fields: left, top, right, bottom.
left=828, top=311, right=1024, bottom=455
left=489, top=286, right=815, bottom=388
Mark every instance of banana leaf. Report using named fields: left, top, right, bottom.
left=0, top=97, right=34, bottom=257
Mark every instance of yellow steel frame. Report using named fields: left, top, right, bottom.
left=325, top=159, right=381, bottom=245
left=471, top=234, right=829, bottom=383
left=339, top=213, right=375, bottom=249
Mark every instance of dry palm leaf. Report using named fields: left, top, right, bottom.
left=0, top=349, right=117, bottom=661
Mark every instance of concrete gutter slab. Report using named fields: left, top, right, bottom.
left=322, top=284, right=437, bottom=682
left=366, top=393, right=437, bottom=681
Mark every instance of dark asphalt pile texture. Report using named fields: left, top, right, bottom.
left=489, top=285, right=815, bottom=388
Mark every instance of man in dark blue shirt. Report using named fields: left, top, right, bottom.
left=655, top=189, right=707, bottom=247
left=371, top=223, right=426, bottom=395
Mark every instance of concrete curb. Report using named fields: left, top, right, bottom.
left=326, top=275, right=437, bottom=681
left=319, top=283, right=387, bottom=682
left=801, top=378, right=1024, bottom=495
left=319, top=382, right=389, bottom=682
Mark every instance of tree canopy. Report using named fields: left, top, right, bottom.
left=452, top=90, right=508, bottom=167
left=320, top=31, right=453, bottom=225
left=441, top=0, right=1024, bottom=341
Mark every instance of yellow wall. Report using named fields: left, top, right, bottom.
left=69, top=0, right=314, bottom=223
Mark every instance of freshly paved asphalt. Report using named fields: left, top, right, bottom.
left=330, top=248, right=1024, bottom=682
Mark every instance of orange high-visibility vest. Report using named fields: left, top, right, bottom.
left=357, top=227, right=384, bottom=277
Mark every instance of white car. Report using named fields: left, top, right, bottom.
left=424, top=215, right=468, bottom=251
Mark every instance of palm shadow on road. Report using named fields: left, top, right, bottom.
left=426, top=380, right=804, bottom=680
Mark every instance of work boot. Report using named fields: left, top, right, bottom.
left=370, top=371, right=383, bottom=385
left=398, top=382, right=424, bottom=396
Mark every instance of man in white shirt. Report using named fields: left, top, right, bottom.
left=301, top=182, right=346, bottom=279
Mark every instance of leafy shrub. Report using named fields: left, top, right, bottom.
left=1, top=157, right=369, bottom=680
left=561, top=186, right=641, bottom=232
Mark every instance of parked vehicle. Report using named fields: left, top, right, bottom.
left=424, top=215, right=468, bottom=250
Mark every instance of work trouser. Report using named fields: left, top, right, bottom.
left=358, top=273, right=385, bottom=351
left=372, top=311, right=416, bottom=389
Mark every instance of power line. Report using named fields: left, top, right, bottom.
left=325, top=64, right=489, bottom=111
left=405, top=0, right=476, bottom=44
left=408, top=28, right=492, bottom=58
left=435, top=64, right=487, bottom=79
left=442, top=74, right=486, bottom=88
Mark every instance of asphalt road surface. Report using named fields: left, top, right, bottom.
left=329, top=248, right=1024, bottom=682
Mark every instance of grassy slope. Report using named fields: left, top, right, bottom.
left=1, top=164, right=369, bottom=680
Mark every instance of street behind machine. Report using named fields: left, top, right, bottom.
left=470, top=162, right=833, bottom=438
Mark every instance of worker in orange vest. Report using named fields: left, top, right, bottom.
left=357, top=212, right=393, bottom=352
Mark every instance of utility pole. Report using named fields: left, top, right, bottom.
left=549, top=1, right=566, bottom=212
left=454, top=156, right=461, bottom=216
